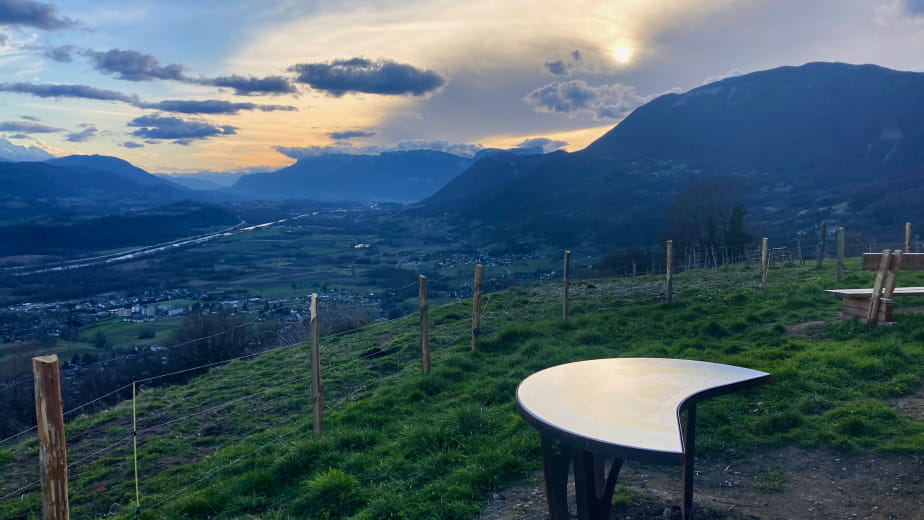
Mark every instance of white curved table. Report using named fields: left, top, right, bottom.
left=516, top=358, right=770, bottom=520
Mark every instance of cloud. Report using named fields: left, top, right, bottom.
left=290, top=57, right=446, bottom=97
left=0, top=82, right=137, bottom=102
left=545, top=60, right=568, bottom=75
left=275, top=139, right=483, bottom=159
left=65, top=123, right=97, bottom=142
left=523, top=79, right=651, bottom=120
left=137, top=99, right=297, bottom=114
left=0, top=0, right=76, bottom=30
left=544, top=49, right=584, bottom=76
left=127, top=115, right=237, bottom=142
left=702, top=68, right=742, bottom=85
left=905, top=0, right=924, bottom=14
left=121, top=141, right=144, bottom=149
left=516, top=137, right=568, bottom=153
left=43, top=44, right=73, bottom=62
left=85, top=48, right=186, bottom=82
left=20, top=114, right=40, bottom=121
left=327, top=130, right=377, bottom=140
left=0, top=120, right=63, bottom=133
left=8, top=133, right=29, bottom=139
left=200, top=75, right=297, bottom=95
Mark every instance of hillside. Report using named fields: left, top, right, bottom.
left=416, top=62, right=924, bottom=246
left=0, top=158, right=198, bottom=220
left=3, top=261, right=924, bottom=519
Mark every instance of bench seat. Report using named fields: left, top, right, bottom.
left=824, top=287, right=924, bottom=296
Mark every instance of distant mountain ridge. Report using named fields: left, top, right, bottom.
left=416, top=62, right=924, bottom=246
left=228, top=146, right=545, bottom=202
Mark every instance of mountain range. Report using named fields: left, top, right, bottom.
left=414, top=62, right=924, bottom=246
left=2, top=62, right=922, bottom=249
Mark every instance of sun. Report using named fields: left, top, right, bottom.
left=612, top=45, right=633, bottom=64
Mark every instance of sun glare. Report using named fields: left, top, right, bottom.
left=612, top=45, right=633, bottom=64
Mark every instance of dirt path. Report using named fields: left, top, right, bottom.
left=480, top=446, right=924, bottom=519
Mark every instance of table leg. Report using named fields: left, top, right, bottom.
left=573, top=451, right=623, bottom=520
left=681, top=404, right=697, bottom=520
left=540, top=434, right=572, bottom=520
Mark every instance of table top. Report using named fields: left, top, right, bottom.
left=516, top=358, right=770, bottom=462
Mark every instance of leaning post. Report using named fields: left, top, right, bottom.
left=665, top=241, right=674, bottom=303
left=906, top=222, right=912, bottom=253
left=310, top=294, right=323, bottom=436
left=33, top=354, right=70, bottom=520
left=816, top=220, right=827, bottom=269
left=419, top=275, right=430, bottom=374
left=761, top=238, right=769, bottom=291
left=471, top=265, right=483, bottom=351
left=837, top=227, right=845, bottom=282
left=562, top=251, right=571, bottom=319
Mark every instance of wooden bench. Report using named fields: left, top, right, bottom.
left=825, top=250, right=924, bottom=324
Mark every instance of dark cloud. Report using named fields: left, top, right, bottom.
left=66, top=123, right=97, bottom=142
left=20, top=114, right=40, bottom=121
left=85, top=48, right=186, bottom=81
left=516, top=137, right=568, bottom=153
left=0, top=0, right=76, bottom=30
left=545, top=60, right=568, bottom=75
left=545, top=50, right=584, bottom=76
left=127, top=115, right=236, bottom=141
left=290, top=57, right=446, bottom=97
left=905, top=0, right=924, bottom=14
left=0, top=120, right=63, bottom=133
left=121, top=141, right=144, bottom=149
left=0, top=82, right=136, bottom=102
left=137, top=99, right=296, bottom=114
left=8, top=133, right=29, bottom=139
left=275, top=139, right=482, bottom=159
left=44, top=44, right=74, bottom=62
left=523, top=79, right=650, bottom=120
left=327, top=130, right=377, bottom=140
left=201, top=75, right=297, bottom=95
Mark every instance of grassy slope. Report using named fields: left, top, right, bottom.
left=3, top=261, right=924, bottom=519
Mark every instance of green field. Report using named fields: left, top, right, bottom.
left=3, top=260, right=924, bottom=519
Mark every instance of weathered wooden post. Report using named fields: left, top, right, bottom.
left=562, top=251, right=571, bottom=319
left=905, top=222, right=912, bottom=253
left=816, top=220, right=827, bottom=269
left=797, top=240, right=804, bottom=265
left=419, top=275, right=430, bottom=374
left=761, top=238, right=769, bottom=291
left=310, top=294, right=323, bottom=436
left=837, top=227, right=845, bottom=282
left=471, top=265, right=482, bottom=351
left=666, top=241, right=674, bottom=303
left=33, top=354, right=69, bottom=520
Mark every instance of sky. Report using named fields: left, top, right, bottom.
left=2, top=0, right=924, bottom=173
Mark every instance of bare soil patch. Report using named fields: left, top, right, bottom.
left=480, top=446, right=924, bottom=519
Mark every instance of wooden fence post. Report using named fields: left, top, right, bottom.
left=310, top=294, right=323, bottom=436
left=33, top=354, right=69, bottom=520
left=471, top=265, right=482, bottom=351
left=562, top=251, right=571, bottom=319
left=761, top=238, right=769, bottom=291
left=419, top=275, right=430, bottom=374
left=837, top=227, right=845, bottom=282
left=816, top=221, right=827, bottom=269
left=797, top=240, right=804, bottom=265
left=665, top=241, right=674, bottom=303
left=906, top=222, right=912, bottom=252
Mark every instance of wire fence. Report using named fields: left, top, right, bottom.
left=0, top=227, right=913, bottom=518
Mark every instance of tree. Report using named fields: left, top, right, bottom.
left=661, top=177, right=752, bottom=249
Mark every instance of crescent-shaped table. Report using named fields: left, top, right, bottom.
left=516, top=358, right=770, bottom=520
